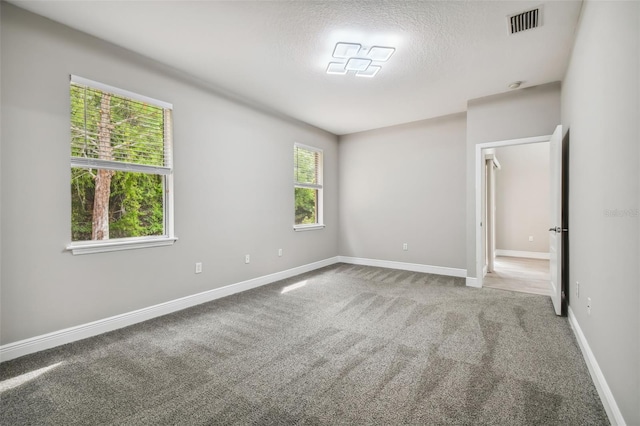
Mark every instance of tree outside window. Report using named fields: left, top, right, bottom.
left=294, top=144, right=323, bottom=227
left=69, top=76, right=173, bottom=244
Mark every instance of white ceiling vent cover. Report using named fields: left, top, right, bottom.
left=508, top=7, right=542, bottom=34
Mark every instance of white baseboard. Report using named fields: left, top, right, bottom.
left=0, top=256, right=340, bottom=363
left=568, top=307, right=625, bottom=426
left=465, top=277, right=481, bottom=288
left=337, top=256, right=466, bottom=278
left=495, top=249, right=550, bottom=260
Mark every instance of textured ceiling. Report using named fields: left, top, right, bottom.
left=8, top=1, right=582, bottom=135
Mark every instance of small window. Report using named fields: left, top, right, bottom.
left=67, top=76, right=175, bottom=254
left=294, top=143, right=324, bottom=230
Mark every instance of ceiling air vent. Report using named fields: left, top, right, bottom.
left=508, top=7, right=542, bottom=34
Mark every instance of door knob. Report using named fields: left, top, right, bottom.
left=549, top=227, right=568, bottom=233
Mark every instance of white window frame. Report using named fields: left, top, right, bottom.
left=293, top=143, right=325, bottom=231
left=66, top=75, right=177, bottom=255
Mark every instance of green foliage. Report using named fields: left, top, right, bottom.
left=70, top=168, right=94, bottom=241
left=294, top=147, right=318, bottom=185
left=71, top=170, right=163, bottom=241
left=70, top=83, right=166, bottom=241
left=70, top=85, right=166, bottom=166
left=295, top=187, right=317, bottom=225
left=294, top=146, right=320, bottom=225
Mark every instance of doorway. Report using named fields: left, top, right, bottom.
left=473, top=134, right=553, bottom=291
left=482, top=142, right=551, bottom=296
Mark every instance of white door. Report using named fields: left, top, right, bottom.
left=549, top=125, right=563, bottom=315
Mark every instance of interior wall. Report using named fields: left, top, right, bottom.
left=338, top=113, right=466, bottom=270
left=561, top=1, right=639, bottom=424
left=466, top=82, right=561, bottom=280
left=0, top=4, right=339, bottom=345
left=494, top=142, right=550, bottom=254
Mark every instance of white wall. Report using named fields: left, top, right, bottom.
left=3, top=6, right=639, bottom=423
left=561, top=1, right=639, bottom=424
left=466, top=83, right=561, bottom=279
left=0, top=4, right=338, bottom=344
left=494, top=142, right=550, bottom=254
left=338, top=113, right=466, bottom=270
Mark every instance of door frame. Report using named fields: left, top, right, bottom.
left=474, top=134, right=552, bottom=289
left=484, top=153, right=501, bottom=275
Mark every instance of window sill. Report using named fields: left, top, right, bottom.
left=66, top=236, right=178, bottom=255
left=293, top=224, right=325, bottom=232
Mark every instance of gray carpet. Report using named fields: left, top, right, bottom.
left=0, top=263, right=608, bottom=425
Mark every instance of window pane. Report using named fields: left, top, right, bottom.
left=295, top=187, right=317, bottom=225
left=69, top=78, right=173, bottom=246
left=294, top=146, right=318, bottom=185
left=70, top=83, right=167, bottom=167
left=71, top=168, right=164, bottom=241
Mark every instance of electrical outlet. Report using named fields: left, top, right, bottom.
left=195, top=262, right=202, bottom=274
left=587, top=297, right=591, bottom=315
left=278, top=248, right=283, bottom=257
left=576, top=281, right=580, bottom=298
left=245, top=254, right=250, bottom=264
left=403, top=243, right=408, bottom=251
left=528, top=236, right=534, bottom=242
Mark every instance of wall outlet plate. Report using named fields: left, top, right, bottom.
left=195, top=262, right=202, bottom=274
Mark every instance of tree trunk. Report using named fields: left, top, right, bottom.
left=91, top=93, right=114, bottom=240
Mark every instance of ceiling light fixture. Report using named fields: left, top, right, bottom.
left=367, top=46, right=395, bottom=62
left=333, top=42, right=362, bottom=59
left=327, top=42, right=395, bottom=78
left=326, top=62, right=348, bottom=75
left=508, top=81, right=522, bottom=89
left=345, top=57, right=372, bottom=71
left=356, top=66, right=381, bottom=78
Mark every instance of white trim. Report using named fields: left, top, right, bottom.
left=294, top=182, right=323, bottom=190
left=293, top=224, right=326, bottom=232
left=466, top=277, right=481, bottom=288
left=568, top=307, right=626, bottom=426
left=294, top=142, right=323, bottom=154
left=70, top=75, right=173, bottom=109
left=475, top=134, right=553, bottom=289
left=495, top=249, right=550, bottom=260
left=0, top=257, right=340, bottom=362
left=66, top=236, right=178, bottom=255
left=484, top=153, right=502, bottom=170
left=70, top=157, right=171, bottom=175
left=338, top=256, right=466, bottom=278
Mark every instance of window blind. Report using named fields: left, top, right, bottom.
left=294, top=144, right=322, bottom=189
left=70, top=76, right=172, bottom=175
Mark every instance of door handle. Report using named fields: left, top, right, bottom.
left=549, top=227, right=568, bottom=233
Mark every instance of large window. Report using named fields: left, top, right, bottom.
left=67, top=75, right=175, bottom=254
left=294, top=143, right=324, bottom=230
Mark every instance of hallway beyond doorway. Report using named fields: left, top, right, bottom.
left=483, top=256, right=550, bottom=296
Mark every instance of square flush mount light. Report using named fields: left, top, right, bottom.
left=345, top=57, right=372, bottom=71
left=333, top=42, right=362, bottom=58
left=367, top=46, right=395, bottom=62
left=327, top=42, right=395, bottom=77
left=356, top=65, right=381, bottom=78
left=326, top=62, right=347, bottom=75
